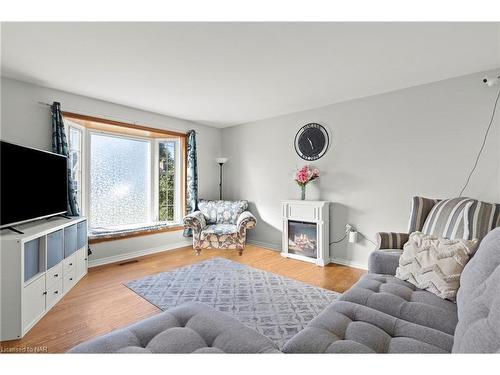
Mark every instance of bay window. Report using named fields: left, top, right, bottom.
left=63, top=113, right=185, bottom=238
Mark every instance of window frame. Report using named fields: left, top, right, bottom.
left=153, top=137, right=183, bottom=224
left=62, top=112, right=187, bottom=241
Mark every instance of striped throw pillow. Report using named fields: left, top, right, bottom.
left=464, top=200, right=500, bottom=241
left=408, top=196, right=440, bottom=233
left=376, top=232, right=410, bottom=250
left=421, top=198, right=474, bottom=240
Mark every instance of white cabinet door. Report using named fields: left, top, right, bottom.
left=46, top=263, right=63, bottom=289
left=63, top=253, right=76, bottom=275
left=22, top=276, right=46, bottom=331
left=63, top=269, right=77, bottom=294
left=75, top=248, right=87, bottom=281
left=46, top=279, right=63, bottom=310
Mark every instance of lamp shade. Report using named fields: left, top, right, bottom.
left=215, top=157, right=228, bottom=164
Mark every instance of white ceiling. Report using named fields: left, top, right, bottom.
left=2, top=22, right=499, bottom=127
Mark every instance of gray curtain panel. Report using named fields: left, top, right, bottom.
left=183, top=129, right=198, bottom=237
left=51, top=102, right=80, bottom=217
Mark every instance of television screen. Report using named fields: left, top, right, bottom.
left=1, top=141, right=68, bottom=227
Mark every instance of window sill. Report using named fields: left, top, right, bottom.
left=88, top=223, right=184, bottom=244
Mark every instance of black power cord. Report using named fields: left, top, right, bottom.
left=459, top=85, right=500, bottom=197
left=329, top=232, right=348, bottom=245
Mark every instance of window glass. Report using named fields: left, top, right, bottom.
left=159, top=141, right=176, bottom=222
left=90, top=133, right=151, bottom=229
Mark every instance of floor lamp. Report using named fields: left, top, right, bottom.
left=215, top=157, right=228, bottom=200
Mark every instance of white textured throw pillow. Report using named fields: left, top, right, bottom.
left=395, top=232, right=478, bottom=301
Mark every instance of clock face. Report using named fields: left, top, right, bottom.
left=294, top=123, right=329, bottom=161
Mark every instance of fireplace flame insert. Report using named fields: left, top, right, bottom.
left=287, top=220, right=317, bottom=259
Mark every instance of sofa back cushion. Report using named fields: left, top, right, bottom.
left=198, top=200, right=248, bottom=224
left=421, top=198, right=474, bottom=240
left=453, top=227, right=500, bottom=353
left=408, top=196, right=440, bottom=233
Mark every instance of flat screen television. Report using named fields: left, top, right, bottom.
left=1, top=140, right=68, bottom=228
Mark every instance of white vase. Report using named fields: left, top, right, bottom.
left=305, top=180, right=321, bottom=201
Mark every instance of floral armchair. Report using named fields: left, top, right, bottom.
left=183, top=199, right=257, bottom=255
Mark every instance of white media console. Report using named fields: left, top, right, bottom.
left=0, top=216, right=88, bottom=341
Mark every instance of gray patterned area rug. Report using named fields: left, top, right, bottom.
left=125, top=257, right=340, bottom=348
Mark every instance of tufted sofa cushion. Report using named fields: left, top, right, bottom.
left=282, top=301, right=453, bottom=353
left=452, top=227, right=500, bottom=353
left=340, top=274, right=458, bottom=335
left=452, top=266, right=500, bottom=353
left=68, top=302, right=280, bottom=353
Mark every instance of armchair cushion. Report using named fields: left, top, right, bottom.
left=202, top=224, right=237, bottom=236
left=198, top=200, right=248, bottom=225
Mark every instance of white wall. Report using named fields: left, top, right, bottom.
left=221, top=69, right=500, bottom=269
left=0, top=77, right=222, bottom=264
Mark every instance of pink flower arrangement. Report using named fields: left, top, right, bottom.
left=294, top=165, right=320, bottom=186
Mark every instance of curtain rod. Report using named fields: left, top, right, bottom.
left=37, top=101, right=190, bottom=134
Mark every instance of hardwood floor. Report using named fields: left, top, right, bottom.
left=0, top=244, right=366, bottom=353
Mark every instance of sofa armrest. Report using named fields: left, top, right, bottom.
left=183, top=211, right=206, bottom=234
left=368, top=249, right=403, bottom=275
left=237, top=211, right=257, bottom=235
left=375, top=232, right=409, bottom=250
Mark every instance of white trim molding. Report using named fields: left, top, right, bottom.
left=247, top=239, right=281, bottom=252
left=330, top=256, right=369, bottom=270
left=88, top=240, right=191, bottom=268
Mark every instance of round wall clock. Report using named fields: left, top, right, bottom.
left=294, top=123, right=329, bottom=161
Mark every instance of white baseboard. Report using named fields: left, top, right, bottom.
left=88, top=241, right=192, bottom=268
left=88, top=239, right=368, bottom=270
left=247, top=239, right=281, bottom=252
left=247, top=240, right=368, bottom=270
left=330, top=257, right=368, bottom=270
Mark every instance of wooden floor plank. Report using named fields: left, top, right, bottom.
left=0, top=244, right=365, bottom=353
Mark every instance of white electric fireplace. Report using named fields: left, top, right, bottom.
left=281, top=200, right=330, bottom=266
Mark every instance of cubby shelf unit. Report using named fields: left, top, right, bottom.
left=0, top=216, right=88, bottom=341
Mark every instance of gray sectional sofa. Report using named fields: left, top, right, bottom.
left=69, top=227, right=500, bottom=354
left=69, top=301, right=281, bottom=353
